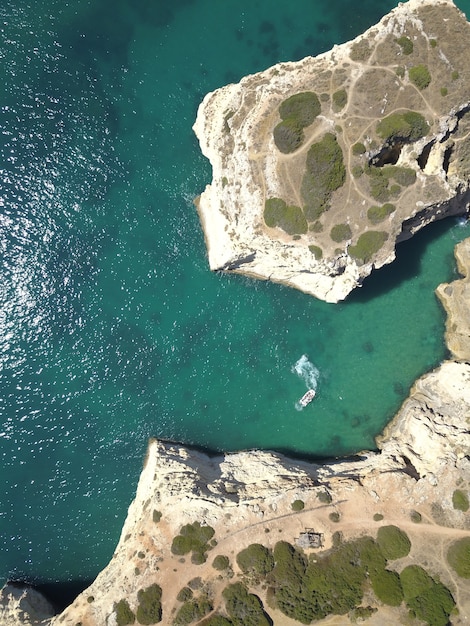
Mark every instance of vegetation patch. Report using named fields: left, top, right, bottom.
left=223, top=582, right=272, bottom=626
left=176, top=587, right=193, bottom=603
left=396, top=36, right=413, bottom=55
left=367, top=203, right=396, bottom=224
left=136, top=584, right=162, bottom=625
left=317, top=490, right=332, bottom=504
left=301, top=133, right=346, bottom=221
left=409, top=64, right=432, bottom=89
left=212, top=555, right=230, bottom=571
left=171, top=521, right=215, bottom=564
left=376, top=525, right=411, bottom=560
left=400, top=565, right=455, bottom=625
left=264, top=198, right=308, bottom=235
left=350, top=40, right=371, bottom=61
left=115, top=599, right=135, bottom=626
left=370, top=568, right=403, bottom=606
left=152, top=510, right=162, bottom=523
left=447, top=537, right=470, bottom=577
left=330, top=223, right=352, bottom=242
left=332, top=89, right=347, bottom=111
left=365, top=165, right=415, bottom=201
left=352, top=142, right=366, bottom=155
left=174, top=597, right=213, bottom=626
left=308, top=245, right=322, bottom=259
left=274, top=92, right=321, bottom=153
left=200, top=616, right=232, bottom=626
left=236, top=543, right=274, bottom=577
left=376, top=110, right=429, bottom=142
left=452, top=488, right=469, bottom=511
left=291, top=499, right=305, bottom=511
left=349, top=231, right=388, bottom=264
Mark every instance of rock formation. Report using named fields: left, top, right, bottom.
left=0, top=583, right=56, bottom=626
left=194, top=0, right=470, bottom=302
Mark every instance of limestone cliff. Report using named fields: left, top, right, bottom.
left=194, top=0, right=470, bottom=302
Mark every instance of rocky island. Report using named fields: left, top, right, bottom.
left=194, top=0, right=470, bottom=302
left=2, top=0, right=470, bottom=625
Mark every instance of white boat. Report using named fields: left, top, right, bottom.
left=299, top=389, right=316, bottom=407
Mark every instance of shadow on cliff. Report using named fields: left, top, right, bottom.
left=347, top=217, right=457, bottom=304
left=35, top=579, right=93, bottom=612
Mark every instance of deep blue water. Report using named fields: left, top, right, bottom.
left=1, top=0, right=470, bottom=586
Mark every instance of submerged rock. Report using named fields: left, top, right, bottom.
left=194, top=0, right=470, bottom=302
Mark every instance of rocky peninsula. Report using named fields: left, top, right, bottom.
left=194, top=0, right=470, bottom=302
left=2, top=0, right=470, bottom=624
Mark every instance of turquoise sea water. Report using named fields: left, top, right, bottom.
left=1, top=0, right=470, bottom=589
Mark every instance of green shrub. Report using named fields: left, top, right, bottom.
left=447, top=537, right=470, bottom=577
left=409, top=64, right=431, bottom=89
left=310, top=220, right=323, bottom=232
left=350, top=606, right=377, bottom=620
left=370, top=569, right=403, bottom=606
left=173, top=598, right=212, bottom=626
left=152, top=510, right=162, bottom=523
left=350, top=40, right=371, bottom=61
left=199, top=616, right=232, bottom=626
left=383, top=165, right=416, bottom=186
left=352, top=142, right=366, bottom=155
left=452, top=70, right=459, bottom=80
left=317, top=491, right=332, bottom=504
left=351, top=165, right=363, bottom=178
left=279, top=91, right=321, bottom=126
left=400, top=565, right=455, bottom=626
left=332, top=89, right=347, bottom=111
left=330, top=223, right=352, bottom=242
left=212, top=555, right=230, bottom=571
left=236, top=544, right=274, bottom=577
left=291, top=499, right=305, bottom=511
left=452, top=489, right=469, bottom=511
left=171, top=521, right=215, bottom=563
left=329, top=512, right=340, bottom=522
left=440, top=87, right=448, bottom=97
left=376, top=110, right=429, bottom=142
left=430, top=38, right=437, bottom=48
left=396, top=36, right=413, bottom=55
left=395, top=66, right=405, bottom=78
left=176, top=587, right=193, bottom=603
left=367, top=203, right=395, bottom=224
left=373, top=513, right=384, bottom=521
left=273, top=118, right=304, bottom=153
left=270, top=541, right=307, bottom=590
left=115, top=599, right=135, bottom=626
left=308, top=245, right=322, bottom=259
left=264, top=198, right=308, bottom=235
left=410, top=510, right=422, bottom=523
left=222, top=582, right=272, bottom=626
left=136, top=584, right=162, bottom=625
left=301, top=133, right=346, bottom=220
left=349, top=231, right=388, bottom=264
left=376, top=525, right=411, bottom=560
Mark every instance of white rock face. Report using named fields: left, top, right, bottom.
left=194, top=0, right=470, bottom=302
left=0, top=584, right=56, bottom=626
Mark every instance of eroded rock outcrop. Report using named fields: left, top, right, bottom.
left=0, top=583, right=56, bottom=626
left=194, top=0, right=470, bottom=302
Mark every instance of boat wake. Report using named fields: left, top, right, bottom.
left=292, top=355, right=320, bottom=410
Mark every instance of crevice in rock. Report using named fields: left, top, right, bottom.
left=221, top=252, right=256, bottom=270
left=443, top=144, right=453, bottom=175
left=369, top=140, right=403, bottom=167
left=417, top=140, right=435, bottom=171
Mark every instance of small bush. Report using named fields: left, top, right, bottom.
left=349, top=231, right=388, bottom=264
left=352, top=165, right=363, bottom=178
left=136, top=584, right=162, bottom=625
left=332, top=89, right=347, bottom=111
left=430, top=38, right=437, bottom=48
left=317, top=491, right=332, bottom=504
left=308, top=245, right=322, bottom=260
left=330, top=223, right=352, bottom=242
left=291, top=499, right=305, bottom=512
left=373, top=513, right=384, bottom=522
left=370, top=569, right=404, bottom=606
left=174, top=598, right=212, bottom=626
left=395, top=66, right=405, bottom=78
left=452, top=70, right=459, bottom=80
left=367, top=203, right=395, bottom=224
left=152, top=510, right=162, bottom=523
left=176, top=587, right=193, bottom=603
left=236, top=543, right=274, bottom=576
left=273, top=118, right=304, bottom=153
left=396, top=36, right=413, bottom=55
left=264, top=198, right=308, bottom=235
left=310, top=220, right=323, bottom=232
left=376, top=525, right=411, bottom=560
left=279, top=91, right=321, bottom=126
left=352, top=142, right=366, bottom=155
left=212, top=555, right=230, bottom=571
left=409, top=64, right=431, bottom=90
left=329, top=512, right=340, bottom=522
left=115, top=599, right=135, bottom=626
left=376, top=110, right=428, bottom=142
left=171, top=521, right=215, bottom=564
left=440, top=87, right=448, bottom=97
left=452, top=489, right=469, bottom=511
left=410, top=510, right=422, bottom=523
left=447, top=537, right=470, bottom=577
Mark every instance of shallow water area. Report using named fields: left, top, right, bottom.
left=1, top=0, right=470, bottom=588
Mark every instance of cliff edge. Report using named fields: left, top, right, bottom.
left=194, top=0, right=470, bottom=302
